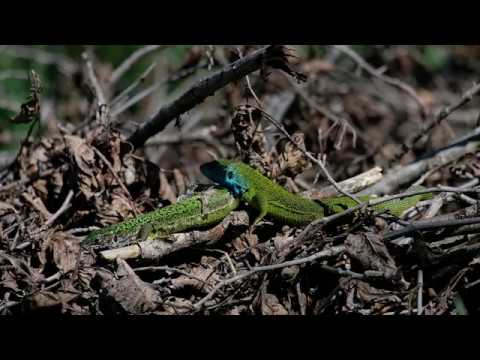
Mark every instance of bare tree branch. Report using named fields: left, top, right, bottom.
left=127, top=45, right=302, bottom=149
left=109, top=45, right=166, bottom=85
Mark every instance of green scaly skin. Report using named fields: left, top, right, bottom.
left=84, top=160, right=433, bottom=249
left=84, top=187, right=239, bottom=248
left=200, top=160, right=433, bottom=225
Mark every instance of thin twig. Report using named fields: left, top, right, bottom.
left=203, top=249, right=237, bottom=276
left=92, top=147, right=139, bottom=216
left=0, top=301, right=18, bottom=313
left=111, top=79, right=165, bottom=118
left=112, top=60, right=209, bottom=118
left=332, top=45, right=428, bottom=119
left=146, top=125, right=217, bottom=143
left=417, top=269, right=423, bottom=315
left=286, top=75, right=359, bottom=148
left=193, top=245, right=345, bottom=311
left=110, top=45, right=165, bottom=85
left=236, top=47, right=264, bottom=108
left=43, top=271, right=63, bottom=284
left=398, top=80, right=480, bottom=160
left=305, top=166, right=383, bottom=198
left=294, top=186, right=480, bottom=254
left=42, top=190, right=74, bottom=229
left=82, top=51, right=106, bottom=106
left=260, top=109, right=361, bottom=203
left=133, top=266, right=214, bottom=289
left=110, top=61, right=157, bottom=109
left=320, top=264, right=368, bottom=279
left=385, top=215, right=480, bottom=242
left=127, top=45, right=294, bottom=149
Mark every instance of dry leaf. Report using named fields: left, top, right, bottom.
left=41, top=232, right=80, bottom=274
left=123, top=155, right=137, bottom=186
left=272, top=228, right=294, bottom=252
left=64, top=135, right=96, bottom=176
left=170, top=265, right=219, bottom=293
left=173, top=169, right=186, bottom=196
left=345, top=233, right=399, bottom=280
left=0, top=201, right=17, bottom=215
left=354, top=280, right=402, bottom=305
left=159, top=172, right=177, bottom=204
left=245, top=232, right=261, bottom=261
left=97, top=260, right=162, bottom=314
left=30, top=290, right=79, bottom=310
left=261, top=293, right=288, bottom=315
left=231, top=105, right=267, bottom=163
left=278, top=132, right=311, bottom=176
left=1, top=271, right=19, bottom=291
left=99, top=192, right=134, bottom=222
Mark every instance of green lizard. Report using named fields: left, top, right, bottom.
left=83, top=187, right=239, bottom=248
left=200, top=159, right=433, bottom=225
left=85, top=160, right=432, bottom=248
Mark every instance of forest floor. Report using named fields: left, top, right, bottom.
left=1, top=45, right=480, bottom=315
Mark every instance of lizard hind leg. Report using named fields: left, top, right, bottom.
left=250, top=194, right=269, bottom=226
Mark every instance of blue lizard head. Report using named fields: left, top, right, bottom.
left=200, top=160, right=248, bottom=197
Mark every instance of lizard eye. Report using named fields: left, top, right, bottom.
left=226, top=171, right=233, bottom=180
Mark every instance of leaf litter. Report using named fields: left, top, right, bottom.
left=1, top=45, right=480, bottom=315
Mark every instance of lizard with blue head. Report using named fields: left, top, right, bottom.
left=201, top=159, right=327, bottom=225
left=200, top=159, right=249, bottom=197
left=201, top=159, right=433, bottom=226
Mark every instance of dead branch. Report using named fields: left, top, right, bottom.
left=384, top=216, right=480, bottom=242
left=127, top=45, right=303, bottom=149
left=42, top=190, right=74, bottom=229
left=360, top=126, right=480, bottom=196
left=99, top=210, right=249, bottom=261
left=304, top=166, right=383, bottom=199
